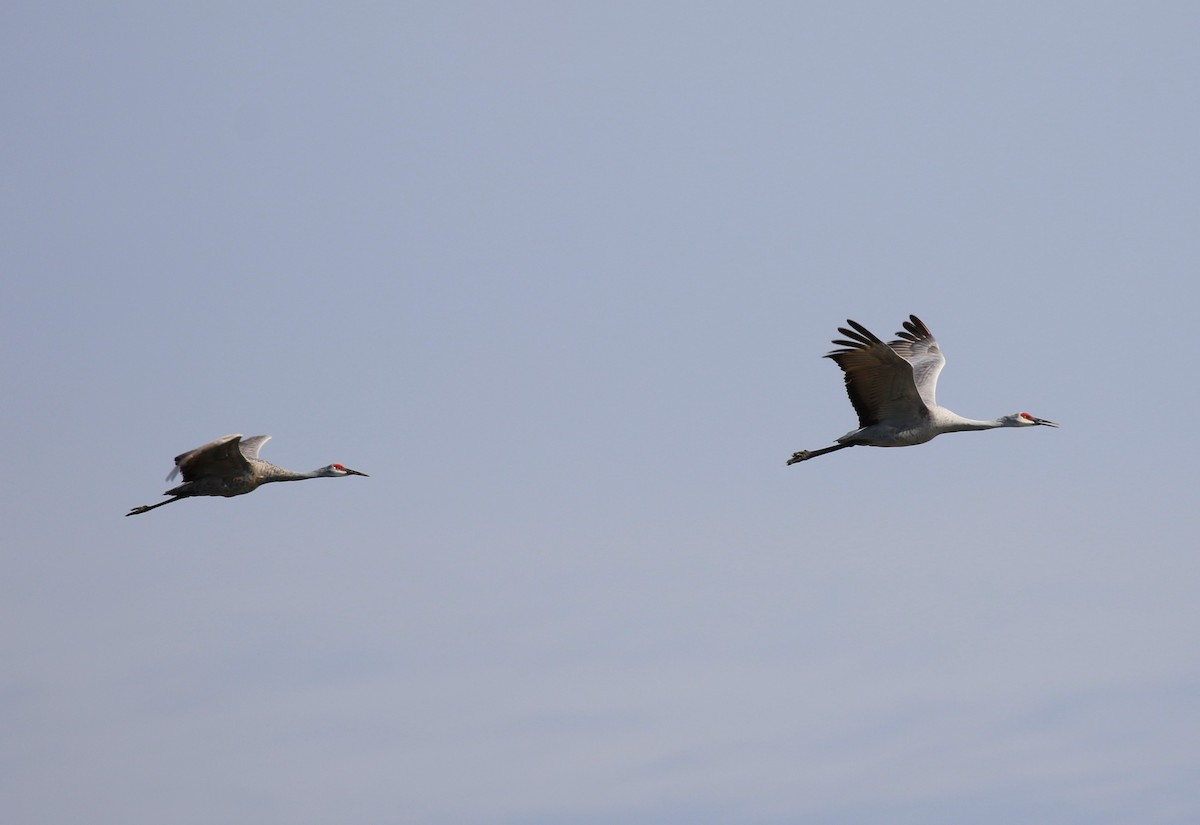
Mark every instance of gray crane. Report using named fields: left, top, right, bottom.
left=788, top=315, right=1057, bottom=465
left=127, top=434, right=368, bottom=516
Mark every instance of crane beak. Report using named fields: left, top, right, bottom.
left=1032, top=417, right=1058, bottom=427
left=344, top=468, right=369, bottom=477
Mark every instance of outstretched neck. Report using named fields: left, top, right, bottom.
left=932, top=409, right=1009, bottom=433
left=258, top=463, right=323, bottom=484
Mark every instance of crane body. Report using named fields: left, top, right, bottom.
left=788, top=315, right=1056, bottom=465
left=127, top=434, right=367, bottom=515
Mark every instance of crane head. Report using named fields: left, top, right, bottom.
left=319, top=463, right=370, bottom=477
left=1013, top=412, right=1058, bottom=428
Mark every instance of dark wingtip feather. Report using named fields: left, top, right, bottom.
left=830, top=320, right=882, bottom=350
left=844, top=319, right=882, bottom=342
left=895, top=314, right=931, bottom=341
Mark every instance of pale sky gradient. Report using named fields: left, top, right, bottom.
left=3, top=3, right=1198, bottom=824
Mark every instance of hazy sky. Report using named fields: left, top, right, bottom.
left=3, top=3, right=1198, bottom=824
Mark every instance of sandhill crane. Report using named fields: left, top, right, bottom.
left=127, top=434, right=368, bottom=516
left=788, top=315, right=1056, bottom=465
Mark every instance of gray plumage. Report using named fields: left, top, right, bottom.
left=127, top=433, right=368, bottom=516
left=788, top=315, right=1057, bottom=465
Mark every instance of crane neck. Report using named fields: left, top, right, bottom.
left=254, top=461, right=322, bottom=483
left=932, top=409, right=1008, bottom=433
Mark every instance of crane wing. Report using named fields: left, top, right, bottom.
left=887, top=314, right=945, bottom=409
left=826, top=319, right=929, bottom=427
left=238, top=435, right=272, bottom=461
left=167, top=434, right=251, bottom=482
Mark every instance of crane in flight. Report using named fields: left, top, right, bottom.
left=127, top=434, right=368, bottom=516
left=788, top=315, right=1057, bottom=465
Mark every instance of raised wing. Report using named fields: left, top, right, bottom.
left=167, top=434, right=251, bottom=482
left=826, top=319, right=929, bottom=427
left=887, top=314, right=945, bottom=409
left=238, top=435, right=272, bottom=461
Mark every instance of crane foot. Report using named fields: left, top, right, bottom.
left=786, top=450, right=812, bottom=465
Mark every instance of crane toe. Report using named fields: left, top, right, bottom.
left=787, top=450, right=813, bottom=465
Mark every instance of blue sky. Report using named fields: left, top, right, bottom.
left=3, top=3, right=1198, bottom=824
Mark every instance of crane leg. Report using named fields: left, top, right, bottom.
left=126, top=497, right=184, bottom=516
left=787, top=443, right=852, bottom=465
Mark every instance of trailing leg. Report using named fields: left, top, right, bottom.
left=786, top=443, right=852, bottom=465
left=126, top=496, right=184, bottom=516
